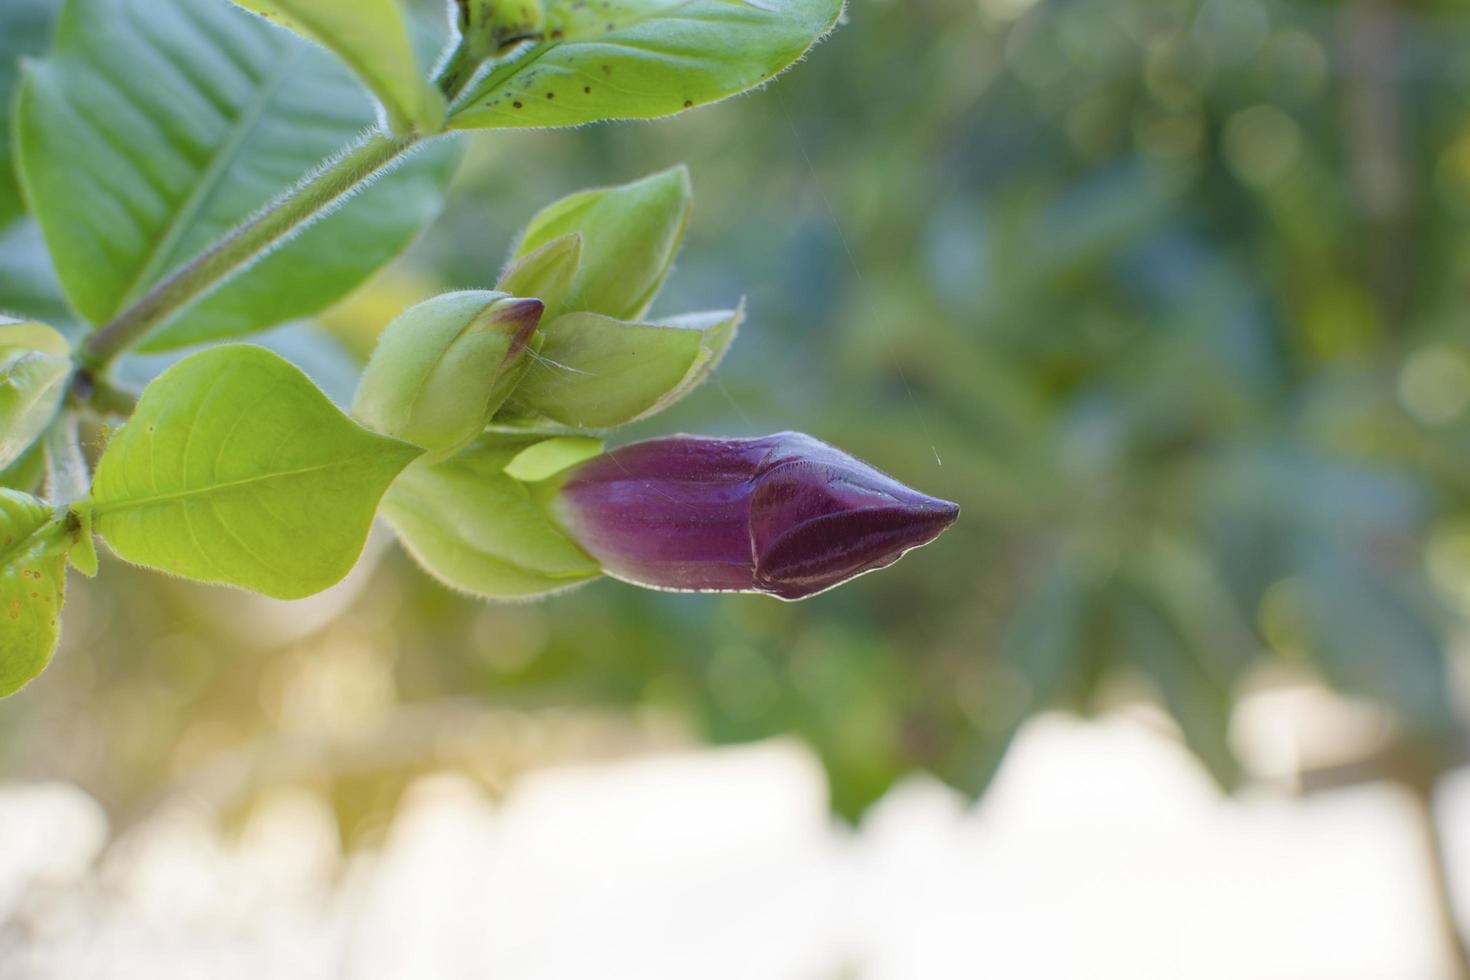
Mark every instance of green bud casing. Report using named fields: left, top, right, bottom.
left=498, top=305, right=741, bottom=429
left=497, top=233, right=582, bottom=311
left=508, top=166, right=692, bottom=321
left=382, top=437, right=601, bottom=600
left=353, top=291, right=543, bottom=454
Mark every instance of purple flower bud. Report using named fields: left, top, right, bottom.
left=555, top=432, right=959, bottom=600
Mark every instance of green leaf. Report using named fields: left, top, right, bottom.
left=446, top=0, right=841, bottom=131
left=502, top=307, right=740, bottom=428
left=382, top=438, right=601, bottom=599
left=16, top=0, right=458, bottom=351
left=0, top=0, right=59, bottom=227
left=503, top=436, right=603, bottom=482
left=0, top=320, right=71, bottom=471
left=452, top=0, right=545, bottom=60
left=497, top=233, right=582, bottom=308
left=0, top=442, right=47, bottom=494
left=353, top=291, right=544, bottom=454
left=229, top=0, right=445, bottom=135
left=0, top=489, right=67, bottom=697
left=511, top=166, right=691, bottom=321
left=89, top=345, right=421, bottom=599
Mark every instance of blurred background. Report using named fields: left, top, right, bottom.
left=6, top=0, right=1470, bottom=974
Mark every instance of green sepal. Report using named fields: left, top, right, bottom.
left=499, top=306, right=742, bottom=429
left=90, top=345, right=422, bottom=600
left=511, top=167, right=692, bottom=321
left=0, top=489, right=68, bottom=697
left=353, top=291, right=545, bottom=455
left=0, top=320, right=71, bottom=472
left=497, top=233, right=582, bottom=311
left=382, top=437, right=601, bottom=600
left=504, top=436, right=604, bottom=482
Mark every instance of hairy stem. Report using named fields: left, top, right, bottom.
left=44, top=413, right=90, bottom=504
left=80, top=131, right=420, bottom=371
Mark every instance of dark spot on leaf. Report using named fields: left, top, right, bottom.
left=584, top=86, right=592, bottom=94
left=546, top=91, right=555, bottom=99
left=684, top=99, right=693, bottom=108
left=513, top=100, right=523, bottom=108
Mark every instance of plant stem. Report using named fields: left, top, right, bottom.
left=80, top=131, right=419, bottom=371
left=44, top=413, right=90, bottom=505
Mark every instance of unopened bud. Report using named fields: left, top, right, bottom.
left=497, top=233, right=581, bottom=312
left=353, top=291, right=543, bottom=454
left=508, top=166, right=691, bottom=321
left=555, top=432, right=959, bottom=600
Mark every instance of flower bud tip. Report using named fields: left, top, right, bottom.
left=494, top=297, right=544, bottom=362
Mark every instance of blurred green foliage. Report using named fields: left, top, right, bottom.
left=6, top=0, right=1470, bottom=824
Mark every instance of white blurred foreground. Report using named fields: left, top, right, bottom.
left=0, top=712, right=1460, bottom=979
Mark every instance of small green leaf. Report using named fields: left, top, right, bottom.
left=0, top=320, right=71, bottom=471
left=0, top=489, right=67, bottom=697
left=353, top=291, right=545, bottom=454
left=16, top=0, right=457, bottom=350
left=504, top=436, right=603, bottom=482
left=447, top=0, right=841, bottom=131
left=229, top=0, right=445, bottom=134
left=383, top=439, right=601, bottom=599
left=67, top=507, right=97, bottom=578
left=90, top=345, right=421, bottom=599
left=502, top=307, right=740, bottom=428
left=497, top=233, right=582, bottom=310
left=511, top=167, right=691, bottom=321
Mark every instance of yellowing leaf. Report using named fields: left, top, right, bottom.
left=0, top=489, right=67, bottom=697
